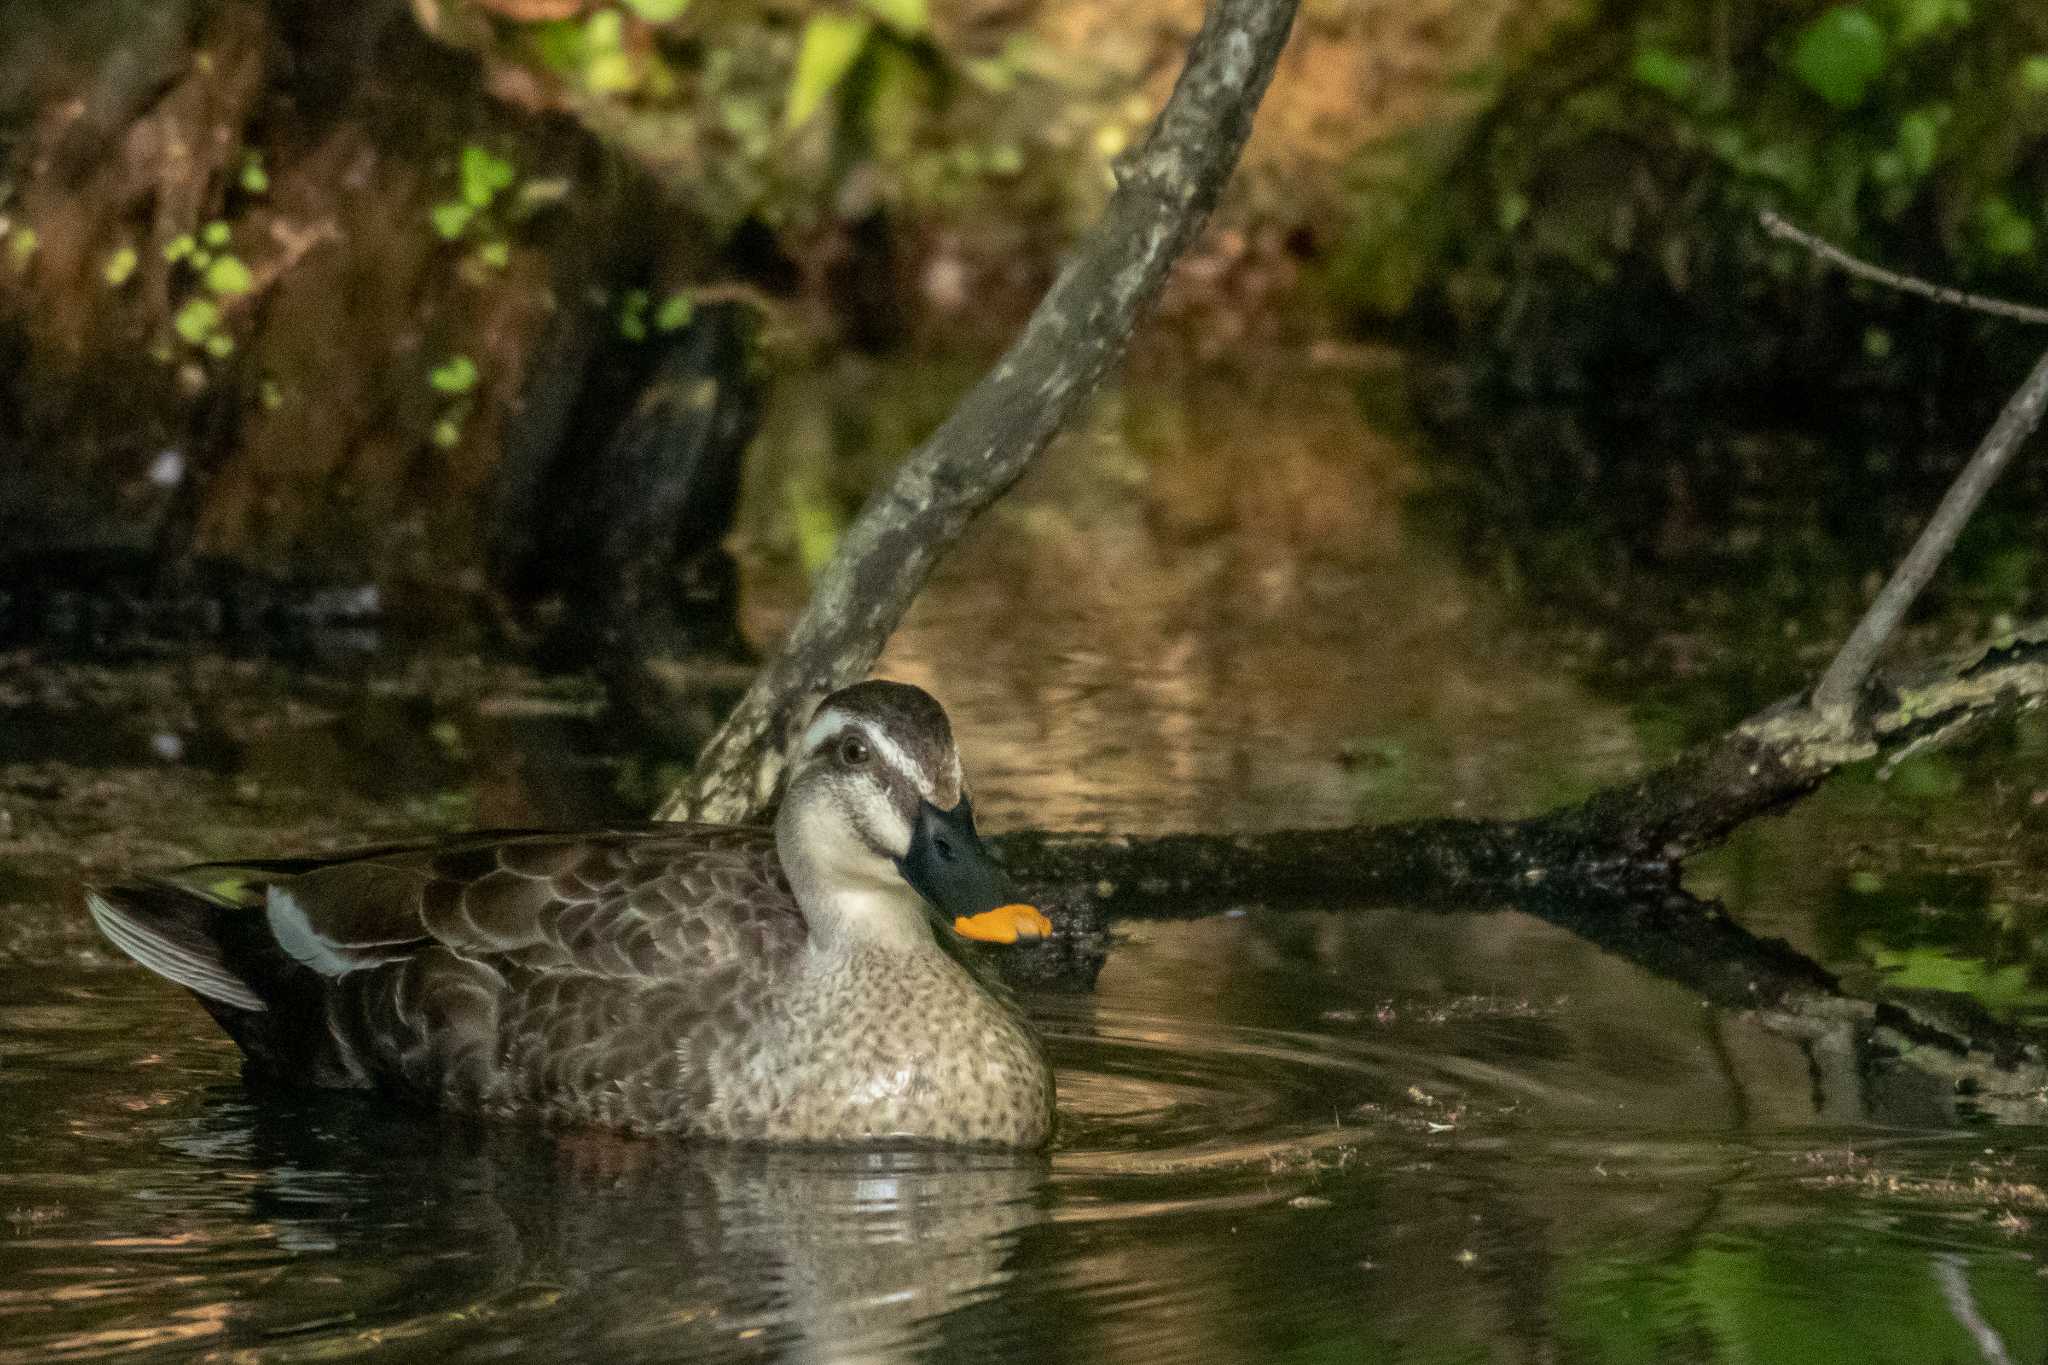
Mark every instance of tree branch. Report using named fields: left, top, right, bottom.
left=990, top=625, right=2048, bottom=1120
left=995, top=619, right=2048, bottom=918
left=1812, top=346, right=2048, bottom=719
left=1760, top=210, right=2048, bottom=326
left=657, top=0, right=1301, bottom=823
left=1758, top=211, right=2048, bottom=720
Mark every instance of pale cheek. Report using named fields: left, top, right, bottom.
left=863, top=803, right=913, bottom=861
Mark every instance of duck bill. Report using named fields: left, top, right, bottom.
left=898, top=798, right=1051, bottom=944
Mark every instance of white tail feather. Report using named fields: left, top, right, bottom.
left=86, top=891, right=267, bottom=1012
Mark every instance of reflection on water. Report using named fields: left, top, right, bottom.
left=5, top=363, right=2048, bottom=1361
left=0, top=1079, right=1043, bottom=1362
left=6, top=919, right=2048, bottom=1363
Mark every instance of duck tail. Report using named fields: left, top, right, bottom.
left=85, top=869, right=313, bottom=1071
left=86, top=880, right=266, bottom=1012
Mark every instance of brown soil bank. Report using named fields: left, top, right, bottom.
left=0, top=0, right=1566, bottom=600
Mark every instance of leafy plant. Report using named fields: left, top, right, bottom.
left=1343, top=0, right=2048, bottom=395
left=1789, top=7, right=1888, bottom=109
left=102, top=246, right=138, bottom=288
left=786, top=13, right=875, bottom=131
left=431, top=143, right=530, bottom=275
left=427, top=354, right=482, bottom=450
left=203, top=255, right=253, bottom=297
left=237, top=151, right=269, bottom=195
left=428, top=354, right=480, bottom=394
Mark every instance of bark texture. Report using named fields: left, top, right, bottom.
left=658, top=0, right=1303, bottom=822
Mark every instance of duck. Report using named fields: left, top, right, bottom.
left=85, top=680, right=1058, bottom=1148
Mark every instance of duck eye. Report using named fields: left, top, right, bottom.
left=836, top=734, right=871, bottom=768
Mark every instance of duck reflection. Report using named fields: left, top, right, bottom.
left=160, top=1091, right=1049, bottom=1362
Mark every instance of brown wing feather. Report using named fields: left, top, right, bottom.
left=268, top=826, right=802, bottom=982
left=299, top=828, right=809, bottom=1128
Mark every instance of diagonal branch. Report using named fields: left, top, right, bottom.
left=1812, top=346, right=2048, bottom=719
left=1760, top=210, right=2048, bottom=721
left=658, top=0, right=1301, bottom=823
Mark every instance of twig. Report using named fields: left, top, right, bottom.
left=1760, top=210, right=2048, bottom=325
left=658, top=0, right=1301, bottom=823
left=1759, top=211, right=2048, bottom=719
left=1812, top=346, right=2048, bottom=719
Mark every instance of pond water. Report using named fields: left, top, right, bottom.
left=4, top=361, right=2048, bottom=1362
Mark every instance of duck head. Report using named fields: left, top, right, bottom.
left=775, top=680, right=1047, bottom=949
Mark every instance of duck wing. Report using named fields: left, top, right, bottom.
left=254, top=825, right=802, bottom=981
left=86, top=826, right=809, bottom=1120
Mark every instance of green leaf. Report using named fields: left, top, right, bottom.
left=654, top=292, right=695, bottom=332
left=238, top=156, right=268, bottom=195
left=1790, top=8, right=1888, bottom=109
left=858, top=0, right=926, bottom=35
left=475, top=239, right=510, bottom=270
left=2022, top=55, right=2048, bottom=95
left=460, top=144, right=516, bottom=209
left=583, top=10, right=636, bottom=93
left=203, top=255, right=253, bottom=296
left=1886, top=0, right=1967, bottom=47
left=1871, top=947, right=2048, bottom=1010
left=1496, top=190, right=1529, bottom=233
left=1896, top=109, right=1940, bottom=176
left=10, top=225, right=44, bottom=269
left=163, top=234, right=195, bottom=263
left=430, top=201, right=474, bottom=240
left=103, top=246, right=138, bottom=287
left=173, top=297, right=220, bottom=344
left=786, top=13, right=873, bottom=131
left=201, top=220, right=231, bottom=248
left=786, top=473, right=843, bottom=575
left=202, top=332, right=235, bottom=359
left=620, top=0, right=690, bottom=19
left=1975, top=196, right=2037, bottom=259
left=618, top=288, right=650, bottom=341
left=1631, top=48, right=1699, bottom=101
left=528, top=18, right=587, bottom=76
left=428, top=354, right=480, bottom=394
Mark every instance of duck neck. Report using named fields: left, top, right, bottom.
left=776, top=797, right=938, bottom=954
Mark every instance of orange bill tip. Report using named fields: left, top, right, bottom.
left=953, top=903, right=1054, bottom=945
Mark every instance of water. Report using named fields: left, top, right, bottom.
left=4, top=364, right=2048, bottom=1361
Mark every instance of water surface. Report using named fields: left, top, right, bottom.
left=4, top=364, right=2047, bottom=1362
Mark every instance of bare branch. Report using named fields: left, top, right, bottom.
left=1760, top=210, right=2048, bottom=325
left=657, top=0, right=1301, bottom=823
left=1812, top=347, right=2048, bottom=718
left=1757, top=211, right=2048, bottom=720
